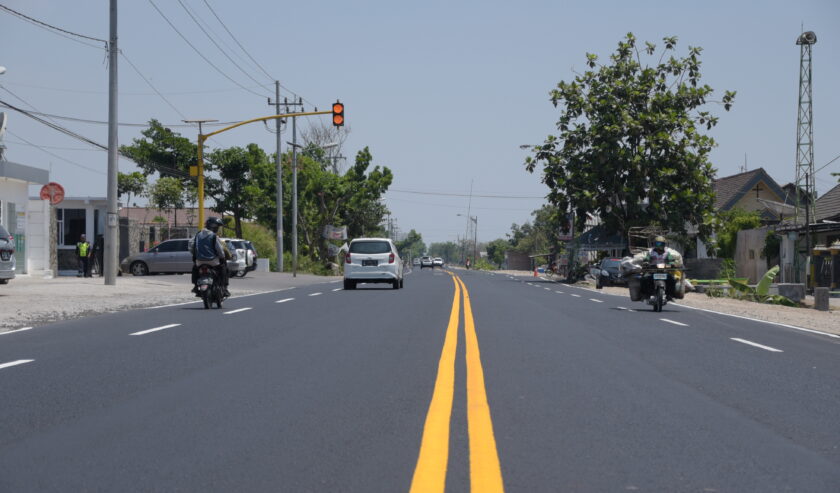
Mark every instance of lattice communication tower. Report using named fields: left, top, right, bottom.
left=794, top=31, right=817, bottom=225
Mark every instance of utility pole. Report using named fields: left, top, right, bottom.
left=268, top=82, right=284, bottom=272
left=290, top=97, right=302, bottom=277
left=464, top=179, right=473, bottom=265
left=104, top=0, right=118, bottom=286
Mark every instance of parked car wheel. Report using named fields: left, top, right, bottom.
left=344, top=279, right=355, bottom=290
left=399, top=278, right=404, bottom=289
left=130, top=261, right=149, bottom=276
left=392, top=279, right=399, bottom=289
left=0, top=279, right=8, bottom=285
left=235, top=269, right=247, bottom=278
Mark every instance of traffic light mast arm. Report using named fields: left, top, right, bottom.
left=202, top=110, right=331, bottom=139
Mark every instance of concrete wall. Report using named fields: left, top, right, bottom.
left=25, top=199, right=51, bottom=275
left=735, top=227, right=770, bottom=284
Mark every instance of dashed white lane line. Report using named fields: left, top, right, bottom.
left=276, top=298, right=294, bottom=303
left=0, top=327, right=33, bottom=336
left=0, top=359, right=34, bottom=370
left=544, top=287, right=552, bottom=291
left=224, top=307, right=252, bottom=315
left=731, top=338, right=783, bottom=353
left=570, top=294, right=581, bottom=298
left=660, top=318, right=688, bottom=327
left=332, top=288, right=342, bottom=292
left=130, top=323, right=181, bottom=336
left=309, top=292, right=323, bottom=297
left=555, top=290, right=565, bottom=294
left=616, top=306, right=628, bottom=310
left=589, top=298, right=604, bottom=303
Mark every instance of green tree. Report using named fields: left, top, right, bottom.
left=148, top=177, right=184, bottom=227
left=525, top=33, right=735, bottom=246
left=507, top=205, right=560, bottom=255
left=395, top=229, right=426, bottom=260
left=714, top=208, right=762, bottom=259
left=117, top=171, right=146, bottom=209
left=428, top=242, right=459, bottom=262
left=120, top=120, right=197, bottom=180
left=206, top=143, right=267, bottom=238
left=485, top=238, right=509, bottom=268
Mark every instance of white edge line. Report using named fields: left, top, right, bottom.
left=145, top=287, right=297, bottom=310
left=332, top=288, right=342, bottom=292
left=589, top=298, right=604, bottom=303
left=0, top=326, right=34, bottom=336
left=676, top=304, right=840, bottom=339
left=309, top=292, right=323, bottom=296
left=555, top=291, right=564, bottom=294
left=731, top=338, right=784, bottom=353
left=660, top=318, right=688, bottom=327
left=275, top=298, right=295, bottom=303
left=0, top=359, right=35, bottom=370
left=130, top=323, right=181, bottom=336
left=570, top=294, right=581, bottom=298
left=224, top=307, right=252, bottom=315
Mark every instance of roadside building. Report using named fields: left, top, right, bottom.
left=0, top=160, right=50, bottom=276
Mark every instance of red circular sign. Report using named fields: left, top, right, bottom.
left=39, top=182, right=65, bottom=205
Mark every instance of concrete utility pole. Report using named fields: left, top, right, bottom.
left=104, top=0, right=118, bottom=285
left=268, top=81, right=284, bottom=272
left=291, top=98, right=299, bottom=278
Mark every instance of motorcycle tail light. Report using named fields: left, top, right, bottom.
left=345, top=253, right=351, bottom=264
left=389, top=253, right=395, bottom=264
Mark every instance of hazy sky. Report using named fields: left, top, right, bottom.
left=1, top=0, right=838, bottom=245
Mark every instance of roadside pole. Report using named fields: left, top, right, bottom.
left=104, top=0, right=118, bottom=285
left=291, top=103, right=298, bottom=277
left=270, top=82, right=284, bottom=273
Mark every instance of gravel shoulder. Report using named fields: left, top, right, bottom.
left=0, top=272, right=341, bottom=332
left=491, top=269, right=840, bottom=336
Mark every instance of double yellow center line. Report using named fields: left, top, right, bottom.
left=410, top=273, right=505, bottom=493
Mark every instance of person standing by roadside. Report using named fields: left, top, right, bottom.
left=76, top=234, right=92, bottom=277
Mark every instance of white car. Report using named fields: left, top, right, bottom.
left=344, top=238, right=404, bottom=290
left=433, top=257, right=444, bottom=267
left=420, top=256, right=433, bottom=269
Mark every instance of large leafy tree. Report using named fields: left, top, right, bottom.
left=120, top=119, right=197, bottom=180
left=525, top=33, right=735, bottom=245
left=485, top=238, right=509, bottom=268
left=117, top=171, right=147, bottom=209
left=508, top=205, right=560, bottom=255
left=205, top=143, right=268, bottom=238
left=148, top=176, right=184, bottom=229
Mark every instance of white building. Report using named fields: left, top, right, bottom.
left=0, top=160, right=50, bottom=276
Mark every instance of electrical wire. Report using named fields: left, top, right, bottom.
left=815, top=153, right=840, bottom=174
left=7, top=130, right=105, bottom=175
left=4, top=138, right=103, bottom=152
left=202, top=0, right=274, bottom=81
left=0, top=103, right=241, bottom=128
left=147, top=0, right=270, bottom=99
left=1, top=80, right=270, bottom=96
left=120, top=50, right=187, bottom=120
left=0, top=3, right=107, bottom=49
left=176, top=0, right=271, bottom=89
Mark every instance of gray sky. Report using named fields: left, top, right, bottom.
left=1, top=0, right=838, bottom=245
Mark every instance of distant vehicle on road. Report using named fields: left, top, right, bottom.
left=433, top=257, right=444, bottom=268
left=420, top=256, right=433, bottom=269
left=0, top=224, right=15, bottom=284
left=413, top=258, right=421, bottom=266
left=344, top=238, right=404, bottom=289
left=594, top=258, right=626, bottom=288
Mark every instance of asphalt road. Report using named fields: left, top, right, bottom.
left=1, top=268, right=839, bottom=492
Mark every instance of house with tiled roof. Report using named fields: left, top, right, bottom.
left=815, top=183, right=840, bottom=223
left=712, top=168, right=792, bottom=221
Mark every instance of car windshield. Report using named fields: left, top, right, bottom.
left=350, top=241, right=391, bottom=254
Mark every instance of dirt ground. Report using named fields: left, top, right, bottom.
left=491, top=269, right=840, bottom=336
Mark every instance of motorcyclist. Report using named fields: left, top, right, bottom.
left=637, top=236, right=683, bottom=268
left=189, top=217, right=231, bottom=298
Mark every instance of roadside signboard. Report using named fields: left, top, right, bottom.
left=39, top=182, right=65, bottom=205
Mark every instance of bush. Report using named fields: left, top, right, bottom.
left=473, top=258, right=497, bottom=271
left=240, top=222, right=277, bottom=270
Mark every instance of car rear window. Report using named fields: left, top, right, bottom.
left=350, top=241, right=391, bottom=254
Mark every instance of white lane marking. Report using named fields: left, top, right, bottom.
left=616, top=306, right=628, bottom=310
left=329, top=280, right=342, bottom=284
left=224, top=307, right=252, bottom=315
left=145, top=287, right=297, bottom=310
left=0, top=359, right=34, bottom=370
left=570, top=294, right=581, bottom=298
left=589, top=298, right=604, bottom=303
left=309, top=292, right=322, bottom=297
left=130, top=323, right=181, bottom=336
left=660, top=318, right=688, bottom=327
left=276, top=298, right=295, bottom=303
left=555, top=291, right=565, bottom=294
left=526, top=283, right=533, bottom=286
left=332, top=288, right=342, bottom=292
left=676, top=304, right=839, bottom=339
left=544, top=287, right=552, bottom=291
left=0, top=327, right=34, bottom=336
left=731, top=338, right=783, bottom=353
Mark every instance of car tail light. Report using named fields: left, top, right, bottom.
left=345, top=253, right=351, bottom=264
left=389, top=253, right=395, bottom=264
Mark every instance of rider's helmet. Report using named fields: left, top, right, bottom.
left=205, top=217, right=223, bottom=233
left=653, top=235, right=667, bottom=253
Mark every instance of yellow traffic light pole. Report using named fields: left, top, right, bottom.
left=192, top=110, right=331, bottom=227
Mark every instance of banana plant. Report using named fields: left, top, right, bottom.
left=728, top=265, right=798, bottom=306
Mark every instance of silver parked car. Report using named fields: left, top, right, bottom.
left=0, top=225, right=16, bottom=284
left=120, top=238, right=240, bottom=276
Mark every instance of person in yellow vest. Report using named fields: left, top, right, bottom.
left=76, top=234, right=92, bottom=277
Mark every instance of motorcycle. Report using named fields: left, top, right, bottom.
left=627, top=263, right=685, bottom=312
left=195, top=264, right=226, bottom=309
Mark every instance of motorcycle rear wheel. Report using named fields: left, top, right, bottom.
left=202, top=290, right=210, bottom=309
left=654, top=286, right=664, bottom=312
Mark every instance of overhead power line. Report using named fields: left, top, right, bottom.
left=2, top=80, right=270, bottom=96
left=147, top=0, right=270, bottom=99
left=0, top=3, right=107, bottom=49
left=202, top=0, right=274, bottom=81
left=0, top=103, right=240, bottom=128
left=120, top=50, right=187, bottom=120
left=7, top=130, right=105, bottom=175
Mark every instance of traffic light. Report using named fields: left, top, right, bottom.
left=332, top=100, right=344, bottom=127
